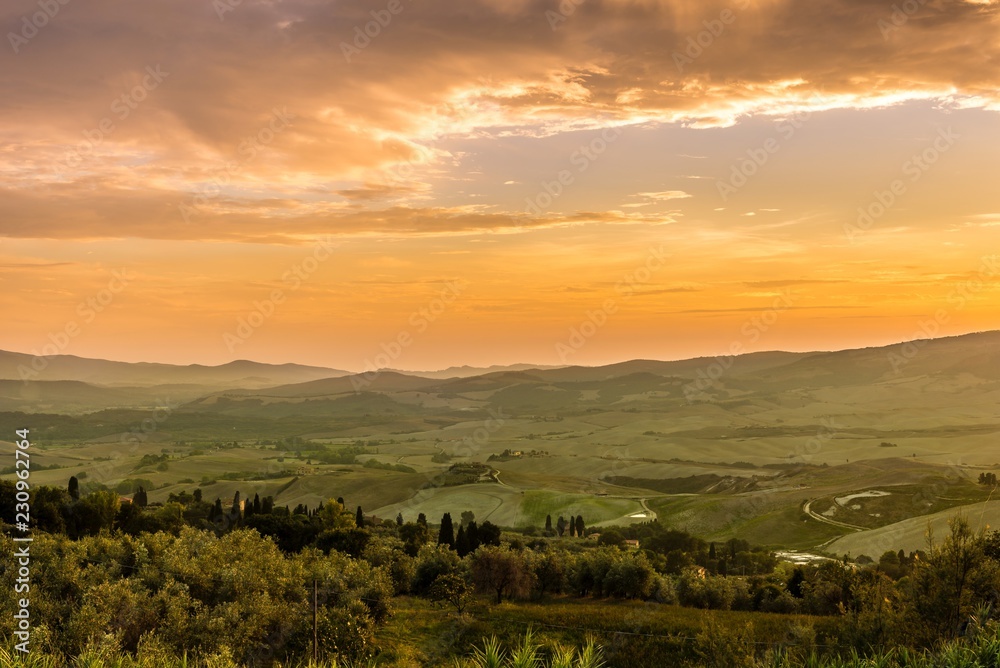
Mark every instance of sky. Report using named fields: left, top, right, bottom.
left=1, top=0, right=999, bottom=371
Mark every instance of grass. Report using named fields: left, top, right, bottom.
left=371, top=596, right=843, bottom=668
left=518, top=492, right=642, bottom=527
left=0, top=647, right=372, bottom=668
left=10, top=607, right=1000, bottom=667
left=807, top=481, right=991, bottom=530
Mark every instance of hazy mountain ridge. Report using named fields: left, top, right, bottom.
left=2, top=330, right=998, bottom=416
left=0, top=350, right=349, bottom=388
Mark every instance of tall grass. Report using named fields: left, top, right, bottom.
left=0, top=647, right=373, bottom=668
left=454, top=630, right=605, bottom=668
left=7, top=621, right=1000, bottom=667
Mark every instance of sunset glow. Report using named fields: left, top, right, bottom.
left=2, top=0, right=999, bottom=369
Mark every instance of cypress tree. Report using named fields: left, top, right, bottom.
left=556, top=516, right=566, bottom=537
left=455, top=525, right=470, bottom=557
left=438, top=512, right=455, bottom=548
left=545, top=514, right=553, bottom=535
left=133, top=486, right=148, bottom=507
left=68, top=476, right=80, bottom=501
left=396, top=512, right=404, bottom=526
left=253, top=493, right=261, bottom=514
left=356, top=505, right=364, bottom=528
left=467, top=521, right=480, bottom=551
left=193, top=488, right=203, bottom=503
left=575, top=515, right=584, bottom=537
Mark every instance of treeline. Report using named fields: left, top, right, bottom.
left=7, top=478, right=1000, bottom=665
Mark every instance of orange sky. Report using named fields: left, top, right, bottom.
left=1, top=0, right=998, bottom=370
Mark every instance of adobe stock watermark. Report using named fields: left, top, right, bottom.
left=92, top=398, right=181, bottom=483
left=788, top=418, right=840, bottom=464
left=878, top=0, right=930, bottom=39
left=545, top=0, right=587, bottom=30
left=340, top=0, right=412, bottom=62
left=844, top=126, right=959, bottom=242
left=683, top=290, right=798, bottom=402
left=554, top=244, right=668, bottom=363
left=212, top=0, right=284, bottom=21
left=179, top=108, right=294, bottom=223
left=673, top=0, right=751, bottom=73
left=223, top=236, right=337, bottom=353
left=380, top=142, right=436, bottom=188
left=452, top=407, right=510, bottom=458
left=7, top=0, right=70, bottom=54
left=887, top=254, right=999, bottom=374
left=351, top=279, right=468, bottom=391
left=716, top=110, right=810, bottom=202
left=522, top=127, right=624, bottom=217
left=56, top=65, right=169, bottom=170
left=18, top=269, right=135, bottom=383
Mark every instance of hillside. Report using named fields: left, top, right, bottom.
left=0, top=350, right=347, bottom=388
left=3, top=331, right=1000, bottom=553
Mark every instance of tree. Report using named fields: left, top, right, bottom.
left=68, top=475, right=80, bottom=501
left=399, top=521, right=430, bottom=557
left=598, top=530, right=625, bottom=548
left=133, top=486, right=148, bottom=508
left=252, top=493, right=261, bottom=515
left=461, top=510, right=476, bottom=528
left=210, top=498, right=223, bottom=523
left=417, top=512, right=428, bottom=527
left=413, top=543, right=462, bottom=594
left=456, top=525, right=472, bottom=558
left=396, top=512, right=404, bottom=526
left=319, top=497, right=356, bottom=530
left=545, top=514, right=553, bottom=536
left=787, top=567, right=806, bottom=598
left=356, top=505, right=365, bottom=528
left=428, top=572, right=473, bottom=614
left=605, top=553, right=656, bottom=599
left=73, top=489, right=120, bottom=537
left=438, top=513, right=455, bottom=548
left=910, top=517, right=998, bottom=642
left=193, top=488, right=203, bottom=503
left=478, top=521, right=502, bottom=547
left=575, top=515, right=584, bottom=538
left=471, top=545, right=533, bottom=604
left=467, top=521, right=481, bottom=551
left=533, top=551, right=567, bottom=596
left=556, top=516, right=567, bottom=537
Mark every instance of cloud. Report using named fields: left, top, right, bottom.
left=631, top=190, right=693, bottom=201
left=0, top=0, right=998, bottom=241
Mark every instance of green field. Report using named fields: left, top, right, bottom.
left=4, top=333, right=1000, bottom=551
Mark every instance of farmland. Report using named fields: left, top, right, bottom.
left=2, top=331, right=1000, bottom=556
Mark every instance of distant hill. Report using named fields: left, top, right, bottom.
left=389, top=363, right=566, bottom=379
left=4, top=330, right=1000, bottom=416
left=0, top=350, right=349, bottom=389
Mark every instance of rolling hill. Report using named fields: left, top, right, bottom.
left=3, top=330, right=1000, bottom=553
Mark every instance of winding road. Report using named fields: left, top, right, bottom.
left=802, top=498, right=864, bottom=532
